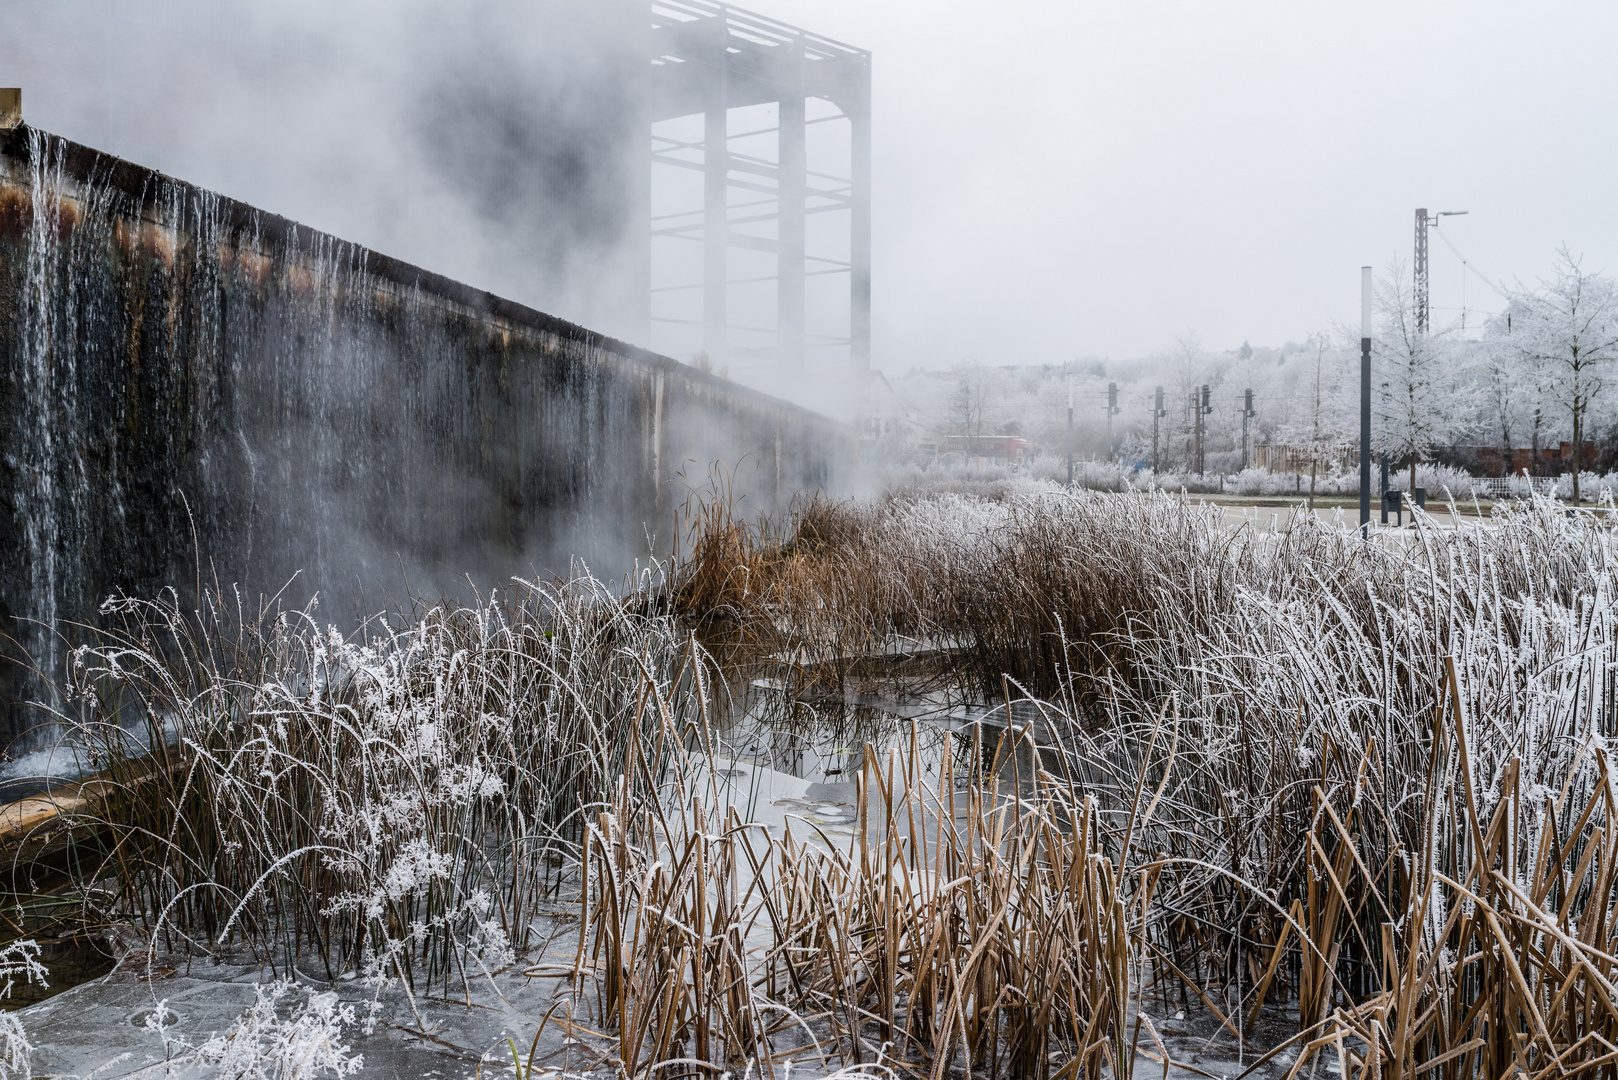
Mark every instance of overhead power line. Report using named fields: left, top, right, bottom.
left=1431, top=227, right=1510, bottom=300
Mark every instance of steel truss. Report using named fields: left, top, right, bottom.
left=649, top=1, right=871, bottom=376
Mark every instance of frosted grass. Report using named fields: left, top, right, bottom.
left=668, top=485, right=1618, bottom=1075
left=18, top=486, right=1618, bottom=1075
left=50, top=567, right=707, bottom=1000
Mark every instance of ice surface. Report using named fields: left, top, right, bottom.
left=22, top=950, right=583, bottom=1079
left=21, top=963, right=1303, bottom=1079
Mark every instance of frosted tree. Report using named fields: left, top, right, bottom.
left=1480, top=302, right=1540, bottom=480
left=1165, top=334, right=1221, bottom=471
left=1237, top=342, right=1306, bottom=455
left=1503, top=248, right=1618, bottom=502
left=1224, top=348, right=1278, bottom=469
left=1372, top=261, right=1474, bottom=496
left=948, top=358, right=1000, bottom=442
left=1277, top=332, right=1353, bottom=507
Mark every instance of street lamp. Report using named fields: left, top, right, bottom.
left=1360, top=266, right=1372, bottom=538
left=1065, top=366, right=1073, bottom=489
left=1153, top=386, right=1166, bottom=474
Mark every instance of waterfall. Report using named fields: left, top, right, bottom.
left=0, top=125, right=847, bottom=753
left=15, top=129, right=64, bottom=736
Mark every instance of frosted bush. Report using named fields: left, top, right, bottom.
left=0, top=940, right=47, bottom=1080
left=64, top=569, right=696, bottom=996
left=145, top=979, right=361, bottom=1079
left=1553, top=471, right=1618, bottom=502
left=867, top=450, right=1593, bottom=505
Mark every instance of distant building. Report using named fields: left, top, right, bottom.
left=862, top=372, right=945, bottom=461
left=1470, top=442, right=1596, bottom=477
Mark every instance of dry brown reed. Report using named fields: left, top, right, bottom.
left=1238, top=657, right=1618, bottom=1079
left=549, top=719, right=1140, bottom=1080
left=672, top=485, right=1618, bottom=1076
left=18, top=481, right=1618, bottom=1078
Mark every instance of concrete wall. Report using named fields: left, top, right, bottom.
left=0, top=124, right=850, bottom=747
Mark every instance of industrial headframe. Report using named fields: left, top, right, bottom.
left=649, top=1, right=871, bottom=378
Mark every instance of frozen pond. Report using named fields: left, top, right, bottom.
left=6, top=649, right=1313, bottom=1080
left=19, top=938, right=1310, bottom=1079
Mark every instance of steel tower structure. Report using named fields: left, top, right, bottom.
left=648, top=1, right=871, bottom=378
left=1414, top=207, right=1430, bottom=333
left=1413, top=207, right=1467, bottom=335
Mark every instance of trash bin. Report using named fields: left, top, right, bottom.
left=1382, top=490, right=1405, bottom=526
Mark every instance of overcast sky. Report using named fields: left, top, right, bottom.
left=9, top=1, right=1618, bottom=376
left=760, top=0, right=1618, bottom=370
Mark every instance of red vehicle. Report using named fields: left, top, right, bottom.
left=944, top=435, right=1034, bottom=463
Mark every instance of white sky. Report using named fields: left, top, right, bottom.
left=9, top=1, right=1618, bottom=377
left=757, top=0, right=1618, bottom=370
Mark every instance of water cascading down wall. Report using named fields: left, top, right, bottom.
left=0, top=124, right=850, bottom=748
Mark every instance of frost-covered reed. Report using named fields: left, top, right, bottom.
left=18, top=485, right=1618, bottom=1076
left=549, top=727, right=1133, bottom=1079
left=53, top=569, right=705, bottom=996
left=674, top=486, right=1618, bottom=1076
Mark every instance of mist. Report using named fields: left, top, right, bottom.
left=11, top=1, right=1618, bottom=390
left=2, top=0, right=651, bottom=340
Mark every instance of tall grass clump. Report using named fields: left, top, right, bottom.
left=673, top=486, right=1618, bottom=1074
left=547, top=723, right=1138, bottom=1079
left=17, top=479, right=1618, bottom=1076
left=51, top=569, right=705, bottom=994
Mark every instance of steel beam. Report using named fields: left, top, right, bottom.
left=850, top=102, right=871, bottom=380
left=649, top=54, right=870, bottom=121
left=703, top=25, right=728, bottom=362
left=778, top=38, right=806, bottom=373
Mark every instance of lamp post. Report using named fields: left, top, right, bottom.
left=1195, top=385, right=1212, bottom=477
left=1065, top=367, right=1073, bottom=489
left=1360, top=266, right=1372, bottom=538
left=1153, top=386, right=1165, bottom=474
left=1106, top=382, right=1119, bottom=460
left=1241, top=388, right=1254, bottom=470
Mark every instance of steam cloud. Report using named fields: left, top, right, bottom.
left=1, top=0, right=650, bottom=341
